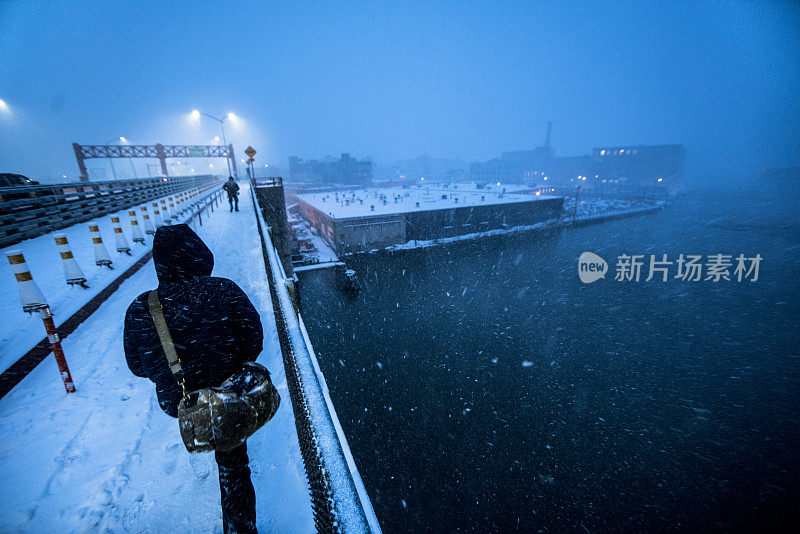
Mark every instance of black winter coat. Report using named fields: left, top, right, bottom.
left=123, top=224, right=263, bottom=417
left=223, top=180, right=240, bottom=198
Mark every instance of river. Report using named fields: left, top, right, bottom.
left=298, top=179, right=800, bottom=532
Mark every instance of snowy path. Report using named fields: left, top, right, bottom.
left=0, top=181, right=314, bottom=533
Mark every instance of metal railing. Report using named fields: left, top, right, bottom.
left=254, top=176, right=283, bottom=187
left=249, top=178, right=381, bottom=534
left=0, top=183, right=225, bottom=398
left=0, top=175, right=216, bottom=247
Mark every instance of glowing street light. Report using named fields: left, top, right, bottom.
left=118, top=137, right=138, bottom=178
left=189, top=109, right=236, bottom=176
left=103, top=137, right=127, bottom=180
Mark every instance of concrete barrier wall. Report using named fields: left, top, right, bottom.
left=250, top=179, right=381, bottom=534
left=0, top=175, right=216, bottom=247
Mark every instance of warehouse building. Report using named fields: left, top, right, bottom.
left=296, top=184, right=564, bottom=254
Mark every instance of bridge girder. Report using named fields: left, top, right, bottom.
left=72, top=143, right=238, bottom=181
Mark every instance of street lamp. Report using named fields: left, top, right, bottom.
left=103, top=137, right=126, bottom=180
left=118, top=137, right=139, bottom=179
left=190, top=110, right=234, bottom=177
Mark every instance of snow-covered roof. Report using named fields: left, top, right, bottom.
left=296, top=183, right=560, bottom=220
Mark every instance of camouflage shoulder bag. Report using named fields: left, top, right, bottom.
left=147, top=290, right=280, bottom=453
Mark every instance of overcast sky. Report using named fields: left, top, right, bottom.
left=1, top=1, right=798, bottom=183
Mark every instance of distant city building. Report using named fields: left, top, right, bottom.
left=469, top=158, right=512, bottom=184
left=471, top=144, right=685, bottom=187
left=470, top=147, right=554, bottom=184
left=468, top=123, right=684, bottom=187
left=471, top=123, right=555, bottom=183
left=288, top=153, right=372, bottom=185
left=590, top=145, right=685, bottom=185
left=377, top=155, right=468, bottom=183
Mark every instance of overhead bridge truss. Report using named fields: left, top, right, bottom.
left=72, top=142, right=238, bottom=182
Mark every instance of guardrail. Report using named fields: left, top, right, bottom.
left=0, top=183, right=225, bottom=398
left=254, top=176, right=283, bottom=187
left=0, top=175, right=216, bottom=248
left=249, top=178, right=381, bottom=534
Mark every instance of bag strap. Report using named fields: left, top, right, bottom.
left=147, top=290, right=188, bottom=400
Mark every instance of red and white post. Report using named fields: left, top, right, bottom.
left=5, top=251, right=76, bottom=393
left=39, top=306, right=77, bottom=394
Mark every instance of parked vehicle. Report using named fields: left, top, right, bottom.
left=0, top=173, right=39, bottom=187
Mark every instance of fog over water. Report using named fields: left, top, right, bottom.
left=300, top=178, right=800, bottom=532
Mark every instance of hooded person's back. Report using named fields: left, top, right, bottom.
left=123, top=224, right=263, bottom=416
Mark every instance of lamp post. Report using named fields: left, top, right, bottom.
left=119, top=137, right=139, bottom=178
left=103, top=137, right=126, bottom=180
left=191, top=110, right=234, bottom=177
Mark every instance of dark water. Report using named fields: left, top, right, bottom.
left=299, top=182, right=800, bottom=532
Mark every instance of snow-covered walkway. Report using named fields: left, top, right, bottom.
left=0, top=181, right=314, bottom=532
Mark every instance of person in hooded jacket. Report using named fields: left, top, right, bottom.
left=124, top=224, right=262, bottom=534
left=223, top=176, right=240, bottom=212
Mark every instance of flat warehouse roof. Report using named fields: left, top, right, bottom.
left=296, top=184, right=560, bottom=220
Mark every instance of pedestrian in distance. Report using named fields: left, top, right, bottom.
left=223, top=176, right=240, bottom=212
left=123, top=224, right=265, bottom=534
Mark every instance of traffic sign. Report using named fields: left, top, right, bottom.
left=244, top=146, right=256, bottom=158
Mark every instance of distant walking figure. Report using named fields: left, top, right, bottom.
left=123, top=224, right=264, bottom=533
left=223, top=176, right=240, bottom=212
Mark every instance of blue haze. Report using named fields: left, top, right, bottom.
left=0, top=1, right=798, bottom=182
